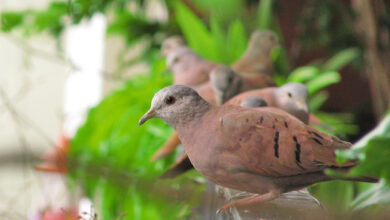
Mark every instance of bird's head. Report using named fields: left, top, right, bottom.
left=165, top=47, right=193, bottom=72
left=160, top=36, right=186, bottom=57
left=210, top=65, right=242, bottom=105
left=139, top=85, right=210, bottom=128
left=249, top=30, right=280, bottom=54
left=275, top=82, right=309, bottom=121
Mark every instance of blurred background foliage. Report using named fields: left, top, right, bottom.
left=1, top=0, right=390, bottom=219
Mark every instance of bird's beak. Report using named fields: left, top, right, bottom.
left=138, top=109, right=156, bottom=125
left=296, top=98, right=309, bottom=113
left=216, top=96, right=223, bottom=106
left=214, top=90, right=224, bottom=106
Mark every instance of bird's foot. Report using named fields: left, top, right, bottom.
left=216, top=200, right=235, bottom=214
left=216, top=190, right=280, bottom=214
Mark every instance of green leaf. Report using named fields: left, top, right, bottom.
left=209, top=16, right=227, bottom=63
left=308, top=91, right=329, bottom=112
left=225, top=20, right=247, bottom=63
left=288, top=66, right=320, bottom=83
left=322, top=47, right=361, bottom=72
left=107, top=10, right=160, bottom=45
left=351, top=181, right=390, bottom=210
left=314, top=112, right=358, bottom=136
left=192, top=0, right=245, bottom=25
left=305, top=71, right=341, bottom=94
left=33, top=2, right=68, bottom=36
left=257, top=0, right=273, bottom=30
left=310, top=181, right=354, bottom=213
left=0, top=12, right=24, bottom=32
left=173, top=1, right=217, bottom=60
left=337, top=112, right=390, bottom=162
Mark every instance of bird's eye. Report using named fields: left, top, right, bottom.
left=165, top=96, right=176, bottom=105
left=287, top=92, right=292, bottom=98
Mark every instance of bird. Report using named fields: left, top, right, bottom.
left=157, top=82, right=311, bottom=175
left=232, top=30, right=280, bottom=75
left=160, top=36, right=186, bottom=57
left=166, top=46, right=219, bottom=86
left=225, top=82, right=309, bottom=124
left=150, top=66, right=275, bottom=161
left=210, top=65, right=275, bottom=105
left=139, top=85, right=376, bottom=213
left=160, top=83, right=328, bottom=178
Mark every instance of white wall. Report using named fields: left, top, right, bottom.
left=0, top=1, right=105, bottom=218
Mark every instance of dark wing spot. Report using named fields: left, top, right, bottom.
left=284, top=121, right=288, bottom=128
left=292, top=136, right=301, bottom=163
left=246, top=118, right=249, bottom=123
left=309, top=131, right=324, bottom=140
left=272, top=124, right=276, bottom=129
left=312, top=138, right=323, bottom=145
left=274, top=131, right=279, bottom=158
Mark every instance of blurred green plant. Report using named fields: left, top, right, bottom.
left=332, top=111, right=390, bottom=212
left=69, top=55, right=204, bottom=219
left=337, top=112, right=390, bottom=180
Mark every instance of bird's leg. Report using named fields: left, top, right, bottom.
left=216, top=190, right=280, bottom=214
left=230, top=191, right=253, bottom=199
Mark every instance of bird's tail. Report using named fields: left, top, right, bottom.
left=330, top=166, right=379, bottom=183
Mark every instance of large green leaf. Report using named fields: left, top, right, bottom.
left=310, top=181, right=354, bottom=213
left=287, top=66, right=320, bottom=83
left=333, top=112, right=390, bottom=210
left=308, top=91, right=329, bottom=112
left=257, top=0, right=274, bottom=30
left=225, top=20, right=247, bottom=63
left=351, top=181, right=390, bottom=211
left=0, top=12, right=24, bottom=32
left=173, top=1, right=218, bottom=60
left=322, top=47, right=361, bottom=72
left=337, top=112, right=390, bottom=163
left=305, top=71, right=341, bottom=94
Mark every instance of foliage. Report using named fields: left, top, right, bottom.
left=337, top=112, right=390, bottom=179
left=69, top=55, right=204, bottom=219
left=2, top=0, right=389, bottom=218
left=330, top=112, right=390, bottom=211
left=172, top=1, right=247, bottom=64
left=0, top=0, right=166, bottom=47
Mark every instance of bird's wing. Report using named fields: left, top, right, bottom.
left=219, top=106, right=355, bottom=177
